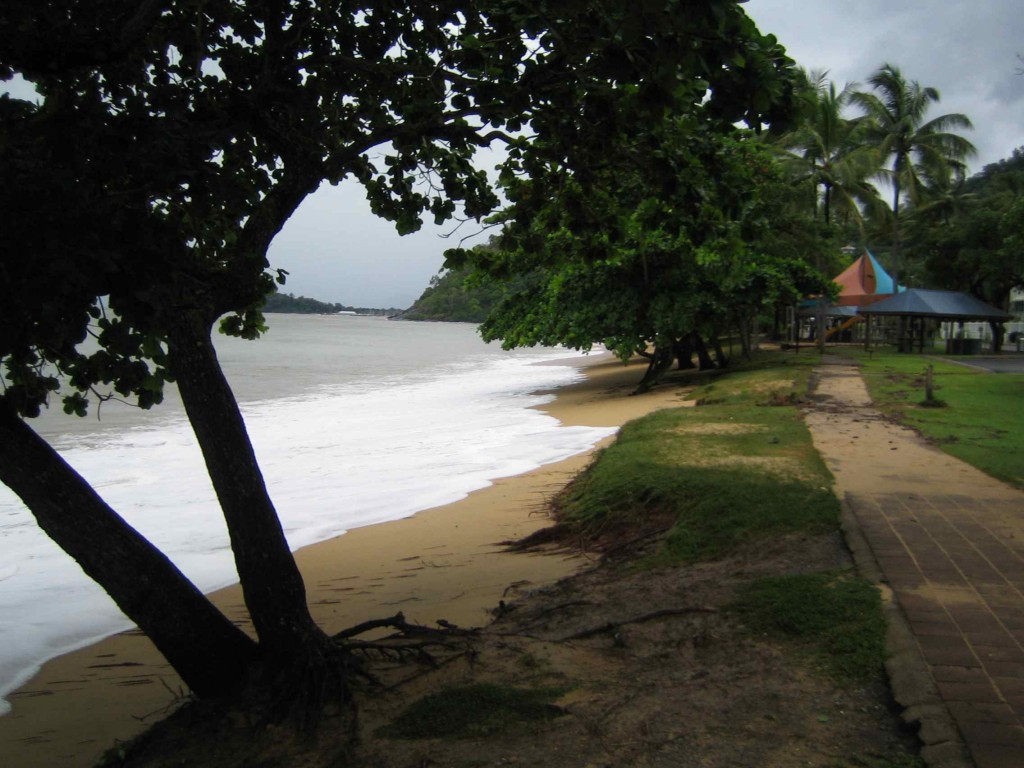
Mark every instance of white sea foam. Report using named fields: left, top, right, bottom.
left=0, top=319, right=614, bottom=714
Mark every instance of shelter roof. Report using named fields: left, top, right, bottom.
left=858, top=289, right=1012, bottom=321
left=832, top=251, right=902, bottom=306
left=797, top=303, right=859, bottom=318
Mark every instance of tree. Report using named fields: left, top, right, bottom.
left=773, top=69, right=885, bottom=352
left=460, top=127, right=829, bottom=392
left=914, top=148, right=1024, bottom=349
left=1, top=0, right=797, bottom=716
left=850, top=63, right=976, bottom=285
left=774, top=70, right=884, bottom=228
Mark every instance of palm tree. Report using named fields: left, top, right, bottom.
left=772, top=70, right=887, bottom=352
left=850, top=63, right=976, bottom=285
left=774, top=70, right=885, bottom=228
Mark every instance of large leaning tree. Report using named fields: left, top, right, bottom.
left=1, top=0, right=795, bottom=716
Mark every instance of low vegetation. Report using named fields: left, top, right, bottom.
left=733, top=572, right=888, bottom=683
left=854, top=351, right=1024, bottom=488
left=554, top=352, right=837, bottom=565
left=364, top=352, right=908, bottom=765
left=377, top=683, right=566, bottom=740
left=543, top=352, right=894, bottom=690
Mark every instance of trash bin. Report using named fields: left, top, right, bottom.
left=946, top=338, right=982, bottom=355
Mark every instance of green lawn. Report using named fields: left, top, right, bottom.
left=732, top=572, right=887, bottom=684
left=554, top=351, right=837, bottom=564
left=848, top=350, right=1024, bottom=489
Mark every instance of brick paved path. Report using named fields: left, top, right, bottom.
left=804, top=359, right=1024, bottom=768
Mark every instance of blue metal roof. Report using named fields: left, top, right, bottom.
left=858, top=289, right=1011, bottom=320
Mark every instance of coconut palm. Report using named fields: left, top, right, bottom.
left=774, top=69, right=885, bottom=228
left=772, top=70, right=887, bottom=352
left=851, top=63, right=976, bottom=284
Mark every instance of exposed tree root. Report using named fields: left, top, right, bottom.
left=210, top=612, right=486, bottom=735
left=558, top=606, right=718, bottom=642
left=513, top=599, right=594, bottom=629
left=335, top=611, right=480, bottom=642
left=254, top=637, right=362, bottom=732
left=331, top=612, right=481, bottom=688
left=498, top=522, right=573, bottom=551
left=378, top=649, right=475, bottom=694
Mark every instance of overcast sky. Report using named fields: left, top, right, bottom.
left=274, top=2, right=1024, bottom=307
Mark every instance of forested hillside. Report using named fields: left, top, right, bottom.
left=400, top=266, right=503, bottom=323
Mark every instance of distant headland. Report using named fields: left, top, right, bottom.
left=262, top=291, right=399, bottom=316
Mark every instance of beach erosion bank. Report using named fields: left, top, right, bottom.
left=0, top=355, right=689, bottom=768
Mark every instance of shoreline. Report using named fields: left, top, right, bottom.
left=0, top=355, right=687, bottom=768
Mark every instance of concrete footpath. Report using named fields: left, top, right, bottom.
left=803, top=358, right=1024, bottom=768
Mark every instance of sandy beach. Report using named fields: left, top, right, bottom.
left=0, top=355, right=689, bottom=768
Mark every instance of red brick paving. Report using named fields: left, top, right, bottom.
left=801, top=358, right=1024, bottom=766
left=847, top=492, right=1024, bottom=767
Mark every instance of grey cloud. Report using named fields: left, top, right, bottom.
left=747, top=0, right=1024, bottom=171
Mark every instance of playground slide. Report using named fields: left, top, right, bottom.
left=824, top=315, right=863, bottom=341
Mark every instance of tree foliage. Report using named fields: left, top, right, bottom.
left=913, top=147, right=1024, bottom=313
left=456, top=126, right=829, bottom=391
left=772, top=69, right=885, bottom=228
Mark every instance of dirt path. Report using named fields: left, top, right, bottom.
left=803, top=356, right=1024, bottom=768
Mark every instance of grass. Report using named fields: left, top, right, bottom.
left=731, top=572, right=888, bottom=684
left=378, top=352, right=902, bottom=757
left=554, top=351, right=838, bottom=564
left=686, top=351, right=818, bottom=407
left=553, top=351, right=893, bottom=689
left=849, top=350, right=1024, bottom=488
left=377, top=683, right=566, bottom=739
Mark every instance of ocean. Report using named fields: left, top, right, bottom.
left=0, top=315, right=615, bottom=714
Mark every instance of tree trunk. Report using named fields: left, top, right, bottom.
left=711, top=334, right=729, bottom=369
left=633, top=344, right=674, bottom=394
left=166, top=315, right=329, bottom=661
left=891, top=175, right=903, bottom=289
left=737, top=318, right=752, bottom=359
left=0, top=406, right=257, bottom=698
left=691, top=332, right=715, bottom=371
left=673, top=336, right=695, bottom=370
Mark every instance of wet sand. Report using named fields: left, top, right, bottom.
left=0, top=355, right=690, bottom=768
